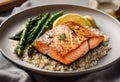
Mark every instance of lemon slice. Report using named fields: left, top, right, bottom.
left=53, top=13, right=96, bottom=28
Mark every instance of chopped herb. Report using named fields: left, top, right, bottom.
left=69, top=27, right=76, bottom=34
left=48, top=34, right=53, bottom=38
left=59, top=33, right=66, bottom=41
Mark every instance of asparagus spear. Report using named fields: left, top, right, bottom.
left=27, top=43, right=35, bottom=56
left=29, top=14, right=43, bottom=28
left=9, top=14, right=43, bottom=41
left=27, top=13, right=50, bottom=43
left=28, top=27, right=35, bottom=34
left=27, top=11, right=63, bottom=56
left=17, top=19, right=31, bottom=57
left=9, top=30, right=23, bottom=41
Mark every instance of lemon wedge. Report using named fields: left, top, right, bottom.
left=53, top=13, right=96, bottom=28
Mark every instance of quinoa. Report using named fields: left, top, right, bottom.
left=22, top=26, right=111, bottom=72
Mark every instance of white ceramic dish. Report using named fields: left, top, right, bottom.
left=0, top=4, right=120, bottom=76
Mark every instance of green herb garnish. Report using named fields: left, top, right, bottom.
left=69, top=27, right=76, bottom=34
left=59, top=33, right=66, bottom=41
left=48, top=34, right=53, bottom=38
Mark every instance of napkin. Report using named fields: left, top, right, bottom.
left=0, top=0, right=120, bottom=82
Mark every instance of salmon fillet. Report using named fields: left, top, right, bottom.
left=34, top=22, right=104, bottom=65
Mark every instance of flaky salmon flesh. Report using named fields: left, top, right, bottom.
left=34, top=22, right=104, bottom=65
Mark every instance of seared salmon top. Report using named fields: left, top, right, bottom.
left=34, top=22, right=104, bottom=65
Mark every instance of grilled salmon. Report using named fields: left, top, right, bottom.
left=34, top=22, right=104, bottom=65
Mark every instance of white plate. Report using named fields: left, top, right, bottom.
left=0, top=4, right=120, bottom=76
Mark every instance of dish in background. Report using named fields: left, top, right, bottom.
left=89, top=0, right=120, bottom=20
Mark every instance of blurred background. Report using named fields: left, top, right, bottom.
left=0, top=0, right=120, bottom=20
